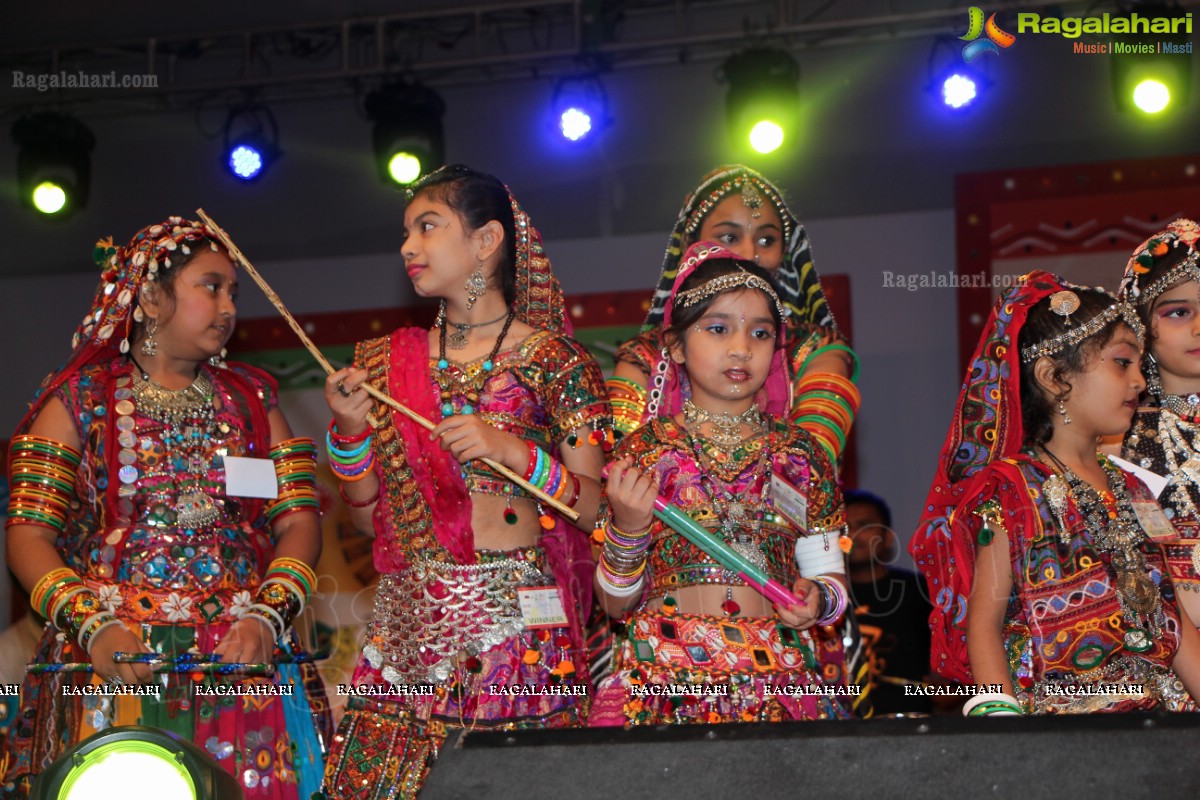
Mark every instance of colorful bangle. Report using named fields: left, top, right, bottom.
left=799, top=343, right=860, bottom=383
left=793, top=371, right=861, bottom=462
left=249, top=557, right=317, bottom=639
left=7, top=436, right=81, bottom=533
left=606, top=377, right=647, bottom=437
left=32, top=568, right=84, bottom=619
left=339, top=482, right=380, bottom=508
left=265, top=438, right=320, bottom=525
left=812, top=576, right=849, bottom=626
left=328, top=419, right=371, bottom=445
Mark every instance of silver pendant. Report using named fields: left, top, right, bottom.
left=447, top=326, right=470, bottom=350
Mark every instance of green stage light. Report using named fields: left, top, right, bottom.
left=32, top=181, right=68, bottom=214
left=722, top=49, right=800, bottom=157
left=1132, top=78, right=1171, bottom=113
left=12, top=112, right=94, bottom=217
left=31, top=725, right=242, bottom=800
left=748, top=120, right=785, bottom=154
left=367, top=82, right=445, bottom=188
left=387, top=152, right=424, bottom=185
left=1111, top=1, right=1190, bottom=116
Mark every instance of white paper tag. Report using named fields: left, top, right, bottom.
left=517, top=587, right=568, bottom=629
left=1109, top=455, right=1169, bottom=499
left=224, top=456, right=279, bottom=499
left=1131, top=499, right=1180, bottom=543
left=770, top=474, right=807, bottom=530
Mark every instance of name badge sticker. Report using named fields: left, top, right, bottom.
left=224, top=456, right=279, bottom=499
left=770, top=474, right=808, bottom=530
left=1131, top=499, right=1179, bottom=543
left=517, top=587, right=569, bottom=629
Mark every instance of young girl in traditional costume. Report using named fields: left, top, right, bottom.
left=600, top=166, right=858, bottom=691
left=590, top=243, right=851, bottom=726
left=1119, top=220, right=1200, bottom=629
left=3, top=217, right=331, bottom=799
left=319, top=165, right=610, bottom=798
left=912, top=271, right=1200, bottom=714
left=608, top=165, right=858, bottom=464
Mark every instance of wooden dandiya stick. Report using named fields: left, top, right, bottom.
left=195, top=208, right=580, bottom=522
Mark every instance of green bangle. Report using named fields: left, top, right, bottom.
left=799, top=342, right=860, bottom=383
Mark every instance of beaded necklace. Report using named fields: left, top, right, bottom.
left=685, top=421, right=775, bottom=616
left=1040, top=447, right=1165, bottom=652
left=683, top=399, right=764, bottom=450
left=434, top=310, right=515, bottom=417
left=129, top=355, right=222, bottom=529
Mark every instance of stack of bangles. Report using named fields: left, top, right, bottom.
left=31, top=567, right=122, bottom=655
left=6, top=435, right=83, bottom=534
left=605, top=376, right=647, bottom=437
left=327, top=422, right=380, bottom=507
left=264, top=438, right=321, bottom=526
left=793, top=371, right=861, bottom=462
left=246, top=557, right=318, bottom=641
left=963, top=693, right=1023, bottom=717
left=597, top=519, right=652, bottom=597
left=812, top=575, right=850, bottom=627
left=524, top=442, right=581, bottom=528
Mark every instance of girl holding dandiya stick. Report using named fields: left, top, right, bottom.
left=590, top=243, right=852, bottom=726
left=319, top=165, right=611, bottom=799
left=3, top=217, right=331, bottom=799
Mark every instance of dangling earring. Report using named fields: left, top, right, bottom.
left=1144, top=352, right=1163, bottom=400
left=465, top=260, right=488, bottom=310
left=141, top=319, right=159, bottom=356
left=1057, top=399, right=1072, bottom=425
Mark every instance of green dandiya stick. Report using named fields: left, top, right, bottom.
left=651, top=497, right=801, bottom=607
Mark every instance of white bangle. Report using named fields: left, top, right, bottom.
left=597, top=572, right=645, bottom=598
left=795, top=533, right=846, bottom=577
left=962, top=691, right=1023, bottom=717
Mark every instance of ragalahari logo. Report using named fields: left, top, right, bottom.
left=961, top=7, right=1017, bottom=61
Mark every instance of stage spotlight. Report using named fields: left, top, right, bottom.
left=941, top=73, right=979, bottom=109
left=12, top=112, right=95, bottom=216
left=222, top=97, right=280, bottom=181
left=925, top=36, right=991, bottom=113
left=551, top=74, right=610, bottom=143
left=1132, top=79, right=1171, bottom=113
left=1111, top=1, right=1191, bottom=115
left=721, top=49, right=800, bottom=155
left=366, top=82, right=445, bottom=187
left=30, top=725, right=242, bottom=800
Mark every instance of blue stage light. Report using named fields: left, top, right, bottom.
left=941, top=73, right=978, bottom=109
left=551, top=75, right=609, bottom=144
left=228, top=143, right=265, bottom=180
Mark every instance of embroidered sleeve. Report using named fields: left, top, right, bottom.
left=614, top=330, right=661, bottom=376
left=795, top=424, right=845, bottom=536
left=225, top=362, right=280, bottom=412
left=540, top=334, right=614, bottom=443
